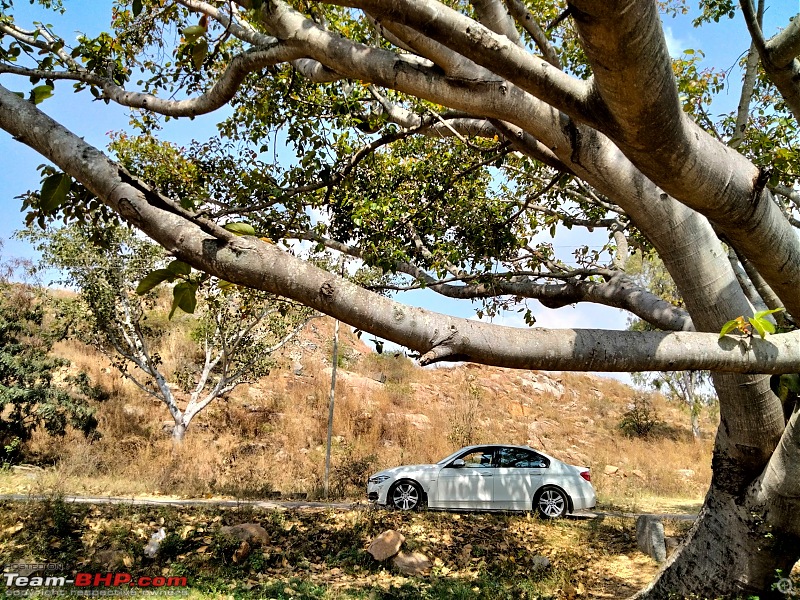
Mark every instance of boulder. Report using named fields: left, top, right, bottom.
left=392, top=551, right=432, bottom=575
left=219, top=523, right=270, bottom=545
left=635, top=516, right=666, bottom=563
left=367, top=530, right=405, bottom=561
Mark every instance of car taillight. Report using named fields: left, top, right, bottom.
left=580, top=470, right=591, bottom=483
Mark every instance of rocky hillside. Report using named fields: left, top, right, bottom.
left=8, top=317, right=714, bottom=511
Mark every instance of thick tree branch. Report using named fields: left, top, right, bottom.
left=368, top=13, right=500, bottom=79
left=324, top=0, right=593, bottom=117
left=740, top=0, right=800, bottom=121
left=471, top=0, right=522, bottom=46
left=503, top=0, right=561, bottom=68
left=25, top=85, right=800, bottom=374
left=731, top=0, right=763, bottom=149
left=766, top=15, right=800, bottom=67
left=568, top=0, right=800, bottom=323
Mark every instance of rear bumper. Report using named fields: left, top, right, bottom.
left=571, top=487, right=597, bottom=511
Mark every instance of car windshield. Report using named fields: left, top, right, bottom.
left=436, top=448, right=473, bottom=465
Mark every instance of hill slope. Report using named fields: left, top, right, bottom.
left=6, top=318, right=714, bottom=512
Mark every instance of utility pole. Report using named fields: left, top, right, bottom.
left=323, top=260, right=344, bottom=499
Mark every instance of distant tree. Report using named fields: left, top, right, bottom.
left=631, top=370, right=712, bottom=439
left=23, top=224, right=315, bottom=442
left=0, top=241, right=99, bottom=463
left=627, top=252, right=714, bottom=438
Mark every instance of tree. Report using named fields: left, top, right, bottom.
left=1, top=0, right=800, bottom=595
left=627, top=252, right=715, bottom=439
left=0, top=241, right=99, bottom=463
left=23, top=223, right=315, bottom=442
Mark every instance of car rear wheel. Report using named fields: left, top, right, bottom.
left=390, top=481, right=423, bottom=511
left=535, top=487, right=568, bottom=519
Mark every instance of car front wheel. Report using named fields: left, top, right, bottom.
left=390, top=481, right=423, bottom=511
left=535, top=487, right=568, bottom=519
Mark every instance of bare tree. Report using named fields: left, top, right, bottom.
left=25, top=223, right=314, bottom=442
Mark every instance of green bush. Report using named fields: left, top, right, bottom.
left=619, top=393, right=661, bottom=438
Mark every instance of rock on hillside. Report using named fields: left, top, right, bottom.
left=277, top=317, right=372, bottom=374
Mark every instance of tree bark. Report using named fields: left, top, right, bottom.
left=172, top=421, right=187, bottom=444
left=635, top=487, right=800, bottom=598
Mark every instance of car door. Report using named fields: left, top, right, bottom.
left=435, top=447, right=496, bottom=509
left=493, top=447, right=549, bottom=510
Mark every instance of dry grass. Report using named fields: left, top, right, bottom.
left=3, top=318, right=715, bottom=514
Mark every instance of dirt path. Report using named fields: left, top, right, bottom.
left=0, top=493, right=697, bottom=520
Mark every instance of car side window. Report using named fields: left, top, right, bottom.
left=498, top=448, right=550, bottom=468
left=458, top=449, right=495, bottom=468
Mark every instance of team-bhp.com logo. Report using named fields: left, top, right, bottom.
left=3, top=564, right=187, bottom=597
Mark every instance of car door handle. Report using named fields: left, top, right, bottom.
left=479, top=473, right=493, bottom=477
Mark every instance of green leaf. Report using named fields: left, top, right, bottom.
left=748, top=316, right=775, bottom=339
left=753, top=307, right=785, bottom=319
left=223, top=222, right=256, bottom=236
left=217, top=279, right=235, bottom=291
left=719, top=319, right=740, bottom=338
left=39, top=173, right=71, bottom=212
left=132, top=0, right=143, bottom=16
left=182, top=25, right=206, bottom=41
left=31, top=84, right=54, bottom=104
left=135, top=269, right=175, bottom=295
left=191, top=41, right=207, bottom=71
left=166, top=260, right=191, bottom=277
left=169, top=281, right=198, bottom=319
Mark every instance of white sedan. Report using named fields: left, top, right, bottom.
left=366, top=444, right=596, bottom=518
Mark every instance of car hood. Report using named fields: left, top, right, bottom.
left=372, top=464, right=439, bottom=478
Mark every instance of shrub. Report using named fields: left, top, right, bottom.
left=619, top=393, right=661, bottom=438
left=331, top=447, right=377, bottom=499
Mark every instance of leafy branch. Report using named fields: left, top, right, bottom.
left=719, top=307, right=785, bottom=339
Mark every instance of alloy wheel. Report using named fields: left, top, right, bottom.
left=538, top=489, right=566, bottom=518
left=392, top=482, right=420, bottom=510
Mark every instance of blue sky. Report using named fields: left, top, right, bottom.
left=0, top=1, right=797, bottom=371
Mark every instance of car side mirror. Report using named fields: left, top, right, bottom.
left=451, top=459, right=466, bottom=468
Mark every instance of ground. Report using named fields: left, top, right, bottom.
left=0, top=497, right=689, bottom=599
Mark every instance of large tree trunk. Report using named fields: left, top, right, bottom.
left=636, top=487, right=800, bottom=598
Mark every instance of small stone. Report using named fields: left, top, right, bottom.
left=665, top=536, right=681, bottom=557
left=530, top=555, right=551, bottom=571
left=604, top=465, right=619, bottom=475
left=93, top=550, right=131, bottom=568
left=367, top=530, right=405, bottom=561
left=232, top=540, right=251, bottom=563
left=392, top=551, right=432, bottom=575
left=636, top=516, right=666, bottom=563
left=219, top=523, right=270, bottom=545
left=631, top=469, right=646, bottom=479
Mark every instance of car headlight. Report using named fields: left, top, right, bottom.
left=368, top=475, right=391, bottom=484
